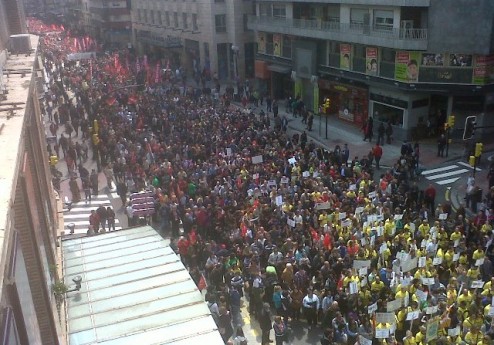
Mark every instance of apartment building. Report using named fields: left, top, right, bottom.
left=70, top=0, right=131, bottom=47
left=249, top=0, right=494, bottom=140
left=130, top=0, right=256, bottom=81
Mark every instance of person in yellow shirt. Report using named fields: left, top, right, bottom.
left=464, top=326, right=482, bottom=345
left=395, top=285, right=409, bottom=302
left=450, top=227, right=462, bottom=243
left=371, top=276, right=385, bottom=294
left=418, top=219, right=430, bottom=239
left=414, top=325, right=427, bottom=344
left=457, top=288, right=474, bottom=306
left=472, top=244, right=485, bottom=262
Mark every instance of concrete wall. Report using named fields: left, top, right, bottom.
left=428, top=0, right=494, bottom=55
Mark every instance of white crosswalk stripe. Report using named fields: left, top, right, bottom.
left=422, top=163, right=478, bottom=185
left=63, top=194, right=121, bottom=236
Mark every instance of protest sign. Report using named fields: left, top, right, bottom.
left=252, top=155, right=263, bottom=164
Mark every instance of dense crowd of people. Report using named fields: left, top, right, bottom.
left=36, top=23, right=494, bottom=345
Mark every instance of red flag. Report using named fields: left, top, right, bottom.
left=198, top=274, right=207, bottom=292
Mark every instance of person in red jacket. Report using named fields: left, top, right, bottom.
left=177, top=236, right=190, bottom=267
left=373, top=143, right=383, bottom=170
left=424, top=183, right=436, bottom=215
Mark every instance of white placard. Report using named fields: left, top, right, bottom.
left=439, top=213, right=448, bottom=220
left=376, top=312, right=396, bottom=324
left=288, top=157, right=297, bottom=165
left=313, top=172, right=319, bottom=178
left=226, top=148, right=232, bottom=156
left=471, top=280, right=484, bottom=289
left=287, top=219, right=295, bottom=228
left=375, top=328, right=390, bottom=339
left=432, top=257, right=443, bottom=265
left=387, top=299, right=403, bottom=312
left=253, top=173, right=259, bottom=180
left=454, top=239, right=460, bottom=247
left=267, top=180, right=277, bottom=188
left=349, top=282, right=358, bottom=294
left=415, top=289, right=428, bottom=302
left=341, top=219, right=351, bottom=228
left=275, top=195, right=283, bottom=206
left=339, top=212, right=347, bottom=220
left=368, top=191, right=376, bottom=199
left=418, top=257, right=427, bottom=268
left=448, top=327, right=460, bottom=337
left=302, top=171, right=310, bottom=178
left=355, top=207, right=364, bottom=214
left=476, top=258, right=485, bottom=266
left=252, top=155, right=263, bottom=164
left=361, top=277, right=367, bottom=287
left=368, top=302, right=378, bottom=314
left=379, top=243, right=388, bottom=254
left=489, top=306, right=494, bottom=317
left=349, top=184, right=357, bottom=191
left=401, top=257, right=418, bottom=272
left=280, top=176, right=289, bottom=184
left=426, top=306, right=438, bottom=315
left=453, top=253, right=460, bottom=262
left=359, top=267, right=368, bottom=277
left=315, top=202, right=331, bottom=210
left=409, top=223, right=416, bottom=231
left=406, top=310, right=420, bottom=320
left=421, top=277, right=435, bottom=286
left=394, top=214, right=403, bottom=220
left=361, top=237, right=367, bottom=246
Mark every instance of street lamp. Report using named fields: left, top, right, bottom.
left=231, top=45, right=239, bottom=81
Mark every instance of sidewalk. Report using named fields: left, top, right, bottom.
left=229, top=94, right=493, bottom=216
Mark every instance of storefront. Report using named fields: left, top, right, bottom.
left=318, top=79, right=368, bottom=127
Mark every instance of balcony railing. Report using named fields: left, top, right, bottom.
left=249, top=15, right=428, bottom=41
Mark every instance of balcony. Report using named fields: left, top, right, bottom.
left=248, top=15, right=428, bottom=51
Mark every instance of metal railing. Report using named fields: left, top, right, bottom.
left=249, top=15, right=428, bottom=41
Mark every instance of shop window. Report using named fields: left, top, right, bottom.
left=373, top=103, right=404, bottom=127
left=381, top=48, right=395, bottom=62
left=374, top=10, right=393, bottom=31
left=215, top=14, right=227, bottom=33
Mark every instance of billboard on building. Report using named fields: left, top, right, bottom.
left=395, top=51, right=420, bottom=83
left=340, top=44, right=351, bottom=70
left=257, top=32, right=266, bottom=54
left=273, top=34, right=281, bottom=56
left=365, top=47, right=378, bottom=76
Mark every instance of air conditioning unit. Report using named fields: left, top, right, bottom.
left=9, top=34, right=32, bottom=54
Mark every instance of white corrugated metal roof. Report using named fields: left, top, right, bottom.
left=62, top=226, right=223, bottom=345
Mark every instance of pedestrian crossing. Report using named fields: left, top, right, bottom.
left=63, top=193, right=122, bottom=236
left=421, top=163, right=481, bottom=185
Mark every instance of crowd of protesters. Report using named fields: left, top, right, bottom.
left=34, top=21, right=494, bottom=345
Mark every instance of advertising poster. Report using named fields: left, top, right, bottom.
left=340, top=44, right=352, bottom=70
left=273, top=34, right=282, bottom=56
left=257, top=32, right=266, bottom=54
left=472, top=55, right=494, bottom=84
left=366, top=47, right=378, bottom=75
left=395, top=51, right=420, bottom=82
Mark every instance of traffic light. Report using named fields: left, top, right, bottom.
left=469, top=155, right=476, bottom=167
left=448, top=115, right=455, bottom=127
left=50, top=155, right=58, bottom=166
left=463, top=116, right=477, bottom=140
left=324, top=98, right=331, bottom=113
left=475, top=142, right=483, bottom=157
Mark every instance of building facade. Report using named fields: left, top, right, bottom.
left=249, top=0, right=494, bottom=141
left=130, top=0, right=256, bottom=81
left=1, top=5, right=66, bottom=343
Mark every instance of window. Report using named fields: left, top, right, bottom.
left=350, top=8, right=368, bottom=27
left=327, top=5, right=339, bottom=23
left=143, top=10, right=148, bottom=23
left=243, top=14, right=250, bottom=32
left=259, top=3, right=272, bottom=17
left=381, top=48, right=395, bottom=62
left=215, top=14, right=227, bottom=33
left=282, top=35, right=292, bottom=58
left=374, top=10, right=393, bottom=31
left=273, top=4, right=286, bottom=18
left=137, top=9, right=142, bottom=22
left=150, top=10, right=155, bottom=24
left=182, top=13, right=188, bottom=29
left=173, top=12, right=178, bottom=27
left=157, top=11, right=162, bottom=25
left=165, top=12, right=170, bottom=26
left=192, top=14, right=198, bottom=31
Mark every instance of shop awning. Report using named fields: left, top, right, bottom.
left=62, top=226, right=223, bottom=345
left=267, top=64, right=291, bottom=74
